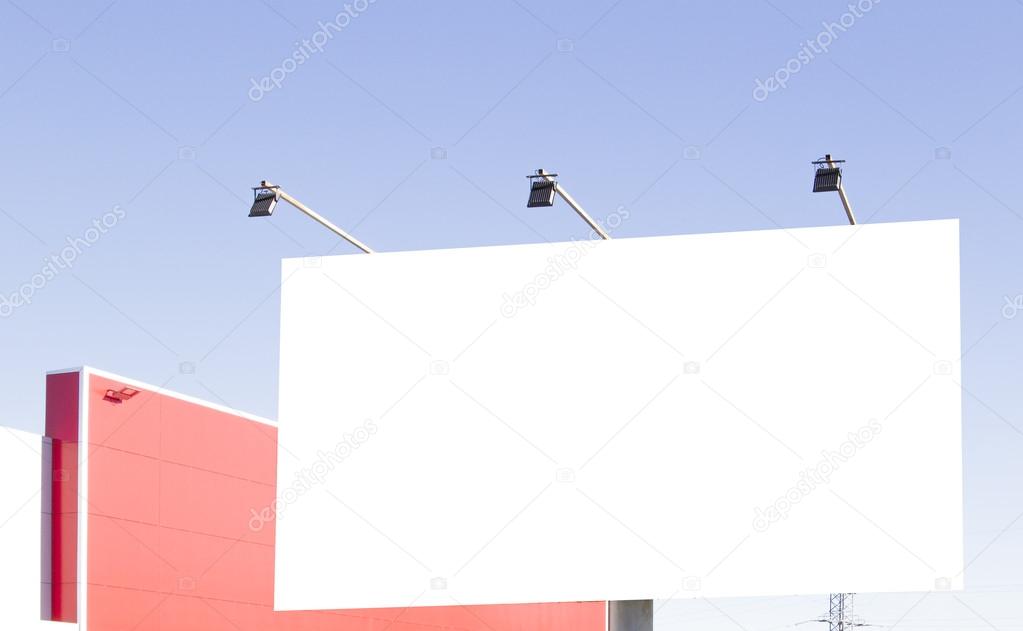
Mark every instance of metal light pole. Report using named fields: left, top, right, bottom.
left=248, top=180, right=375, bottom=253
left=526, top=169, right=611, bottom=240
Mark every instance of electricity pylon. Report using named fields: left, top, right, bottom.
left=814, top=593, right=870, bottom=631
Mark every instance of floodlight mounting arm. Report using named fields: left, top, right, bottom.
left=825, top=155, right=857, bottom=226
left=259, top=180, right=374, bottom=253
left=534, top=169, right=610, bottom=240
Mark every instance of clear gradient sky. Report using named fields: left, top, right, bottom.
left=1, top=1, right=1021, bottom=629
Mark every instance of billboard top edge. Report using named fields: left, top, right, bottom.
left=280, top=218, right=959, bottom=263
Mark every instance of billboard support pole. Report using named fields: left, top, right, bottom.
left=608, top=599, right=653, bottom=631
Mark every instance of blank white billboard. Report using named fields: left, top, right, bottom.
left=275, top=220, right=962, bottom=611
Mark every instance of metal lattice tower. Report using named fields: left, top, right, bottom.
left=813, top=593, right=869, bottom=631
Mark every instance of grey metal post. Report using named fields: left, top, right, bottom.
left=608, top=599, right=653, bottom=631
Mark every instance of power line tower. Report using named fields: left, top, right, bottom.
left=813, top=593, right=869, bottom=631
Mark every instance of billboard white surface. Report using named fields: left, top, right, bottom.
left=275, top=220, right=962, bottom=610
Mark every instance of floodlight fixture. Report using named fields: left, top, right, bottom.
left=811, top=155, right=857, bottom=225
left=526, top=169, right=610, bottom=240
left=249, top=188, right=278, bottom=217
left=527, top=178, right=557, bottom=208
left=812, top=166, right=842, bottom=193
left=103, top=387, right=140, bottom=405
left=249, top=180, right=374, bottom=254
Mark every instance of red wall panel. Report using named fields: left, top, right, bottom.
left=43, top=371, right=80, bottom=623
left=44, top=369, right=606, bottom=631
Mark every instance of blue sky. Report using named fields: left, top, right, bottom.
left=1, top=0, right=1021, bottom=628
